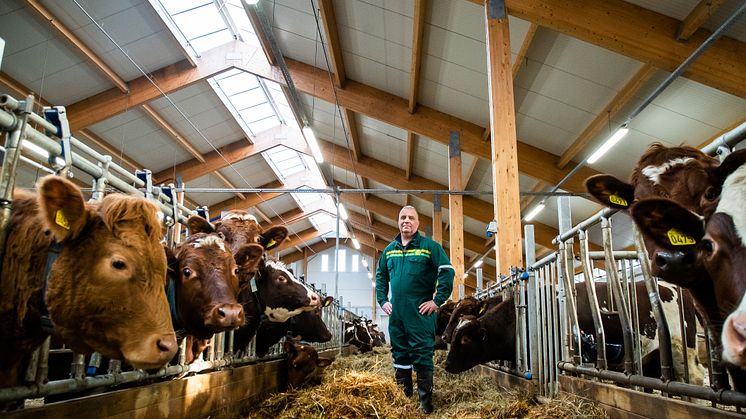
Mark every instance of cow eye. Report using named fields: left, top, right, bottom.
left=704, top=186, right=719, bottom=201
left=233, top=267, right=240, bottom=276
left=182, top=267, right=192, bottom=277
left=112, top=260, right=126, bottom=270
left=701, top=239, right=715, bottom=257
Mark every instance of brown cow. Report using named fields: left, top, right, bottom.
left=442, top=294, right=503, bottom=344
left=255, top=296, right=333, bottom=358
left=630, top=164, right=746, bottom=373
left=284, top=339, right=332, bottom=388
left=0, top=176, right=176, bottom=387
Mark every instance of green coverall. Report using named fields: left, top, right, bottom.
left=376, top=231, right=455, bottom=373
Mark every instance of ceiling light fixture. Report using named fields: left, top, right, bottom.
left=524, top=201, right=546, bottom=222
left=587, top=124, right=630, bottom=164
left=302, top=126, right=324, bottom=163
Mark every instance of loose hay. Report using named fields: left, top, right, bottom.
left=242, top=347, right=607, bottom=419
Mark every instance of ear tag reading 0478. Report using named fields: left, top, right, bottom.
left=55, top=210, right=70, bottom=230
left=667, top=228, right=696, bottom=246
left=609, top=193, right=628, bottom=207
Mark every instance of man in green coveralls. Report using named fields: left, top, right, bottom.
left=376, top=205, right=454, bottom=414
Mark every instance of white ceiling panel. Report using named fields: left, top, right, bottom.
left=624, top=0, right=746, bottom=42
left=187, top=173, right=235, bottom=207
left=418, top=78, right=489, bottom=127
left=257, top=194, right=298, bottom=217
left=343, top=52, right=409, bottom=99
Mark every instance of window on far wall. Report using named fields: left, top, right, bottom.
left=321, top=254, right=329, bottom=272
left=351, top=254, right=359, bottom=272
left=337, top=249, right=346, bottom=272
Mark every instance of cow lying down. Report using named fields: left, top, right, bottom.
left=0, top=176, right=177, bottom=387
left=445, top=282, right=703, bottom=386
left=284, top=338, right=332, bottom=389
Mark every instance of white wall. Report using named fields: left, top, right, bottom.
left=289, top=245, right=389, bottom=334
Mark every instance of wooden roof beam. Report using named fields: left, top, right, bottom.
left=342, top=108, right=362, bottom=161
left=24, top=0, right=128, bottom=93
left=556, top=64, right=657, bottom=168
left=66, top=41, right=269, bottom=130
left=677, top=0, right=726, bottom=41
left=317, top=0, right=346, bottom=87
left=406, top=132, right=416, bottom=180
left=154, top=125, right=308, bottom=183
left=466, top=0, right=746, bottom=99
left=140, top=104, right=205, bottom=163
left=408, top=0, right=427, bottom=113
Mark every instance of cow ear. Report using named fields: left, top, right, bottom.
left=164, top=245, right=178, bottom=273
left=631, top=198, right=704, bottom=250
left=585, top=175, right=635, bottom=210
left=716, top=149, right=746, bottom=187
left=38, top=176, right=88, bottom=241
left=323, top=296, right=334, bottom=307
left=283, top=340, right=296, bottom=354
left=316, top=357, right=333, bottom=368
left=260, top=226, right=289, bottom=250
left=234, top=243, right=265, bottom=272
left=477, top=301, right=487, bottom=315
left=186, top=215, right=215, bottom=235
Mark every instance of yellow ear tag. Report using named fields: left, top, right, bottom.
left=266, top=239, right=276, bottom=248
left=609, top=193, right=628, bottom=207
left=478, top=305, right=486, bottom=315
left=55, top=210, right=70, bottom=230
left=667, top=228, right=696, bottom=246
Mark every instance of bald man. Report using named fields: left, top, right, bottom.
left=375, top=205, right=454, bottom=414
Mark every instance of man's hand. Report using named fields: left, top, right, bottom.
left=418, top=300, right=438, bottom=315
left=382, top=302, right=393, bottom=315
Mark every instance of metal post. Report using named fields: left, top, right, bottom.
left=557, top=196, right=577, bottom=364
left=579, top=230, right=607, bottom=370
left=633, top=226, right=673, bottom=382
left=601, top=217, right=635, bottom=374
left=524, top=225, right=538, bottom=378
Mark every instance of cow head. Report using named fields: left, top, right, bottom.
left=41, top=176, right=176, bottom=370
left=445, top=299, right=515, bottom=374
left=344, top=318, right=373, bottom=352
left=284, top=339, right=332, bottom=388
left=167, top=216, right=245, bottom=339
left=210, top=210, right=289, bottom=258
left=293, top=296, right=334, bottom=342
left=586, top=144, right=746, bottom=283
left=251, top=259, right=320, bottom=322
left=442, top=295, right=500, bottom=343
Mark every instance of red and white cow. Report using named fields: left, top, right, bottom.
left=0, top=176, right=176, bottom=387
left=284, top=338, right=332, bottom=388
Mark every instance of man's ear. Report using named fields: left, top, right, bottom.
left=38, top=176, right=88, bottom=242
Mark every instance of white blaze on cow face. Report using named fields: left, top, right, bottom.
left=221, top=211, right=258, bottom=223
left=641, top=157, right=694, bottom=185
left=714, top=164, right=746, bottom=248
left=454, top=317, right=473, bottom=333
left=192, top=235, right=226, bottom=252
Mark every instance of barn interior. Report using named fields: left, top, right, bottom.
left=1, top=0, right=745, bottom=417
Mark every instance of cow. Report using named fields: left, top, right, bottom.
left=368, top=321, right=385, bottom=347
left=345, top=318, right=373, bottom=353
left=435, top=300, right=456, bottom=350
left=187, top=212, right=320, bottom=356
left=445, top=281, right=703, bottom=385
left=284, top=339, right=332, bottom=389
left=442, top=294, right=503, bottom=344
left=254, top=296, right=334, bottom=358
left=0, top=176, right=177, bottom=387
left=630, top=164, right=746, bottom=375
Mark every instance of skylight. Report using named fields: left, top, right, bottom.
left=263, top=146, right=308, bottom=179
left=158, top=0, right=233, bottom=55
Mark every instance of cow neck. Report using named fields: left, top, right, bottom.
left=165, top=273, right=183, bottom=334
left=39, top=240, right=62, bottom=334
left=245, top=271, right=268, bottom=321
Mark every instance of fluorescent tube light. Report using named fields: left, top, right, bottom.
left=474, top=259, right=484, bottom=268
left=524, top=202, right=546, bottom=222
left=352, top=238, right=360, bottom=249
left=338, top=203, right=348, bottom=220
left=587, top=125, right=630, bottom=164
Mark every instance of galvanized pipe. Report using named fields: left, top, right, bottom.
left=579, top=230, right=608, bottom=370
left=553, top=207, right=617, bottom=244
left=633, top=227, right=673, bottom=381
left=558, top=361, right=746, bottom=408
left=601, top=217, right=635, bottom=374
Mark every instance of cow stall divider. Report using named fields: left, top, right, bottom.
left=0, top=94, right=356, bottom=407
left=510, top=196, right=746, bottom=412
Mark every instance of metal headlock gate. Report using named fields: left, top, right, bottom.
left=470, top=195, right=746, bottom=413
left=0, top=93, right=359, bottom=405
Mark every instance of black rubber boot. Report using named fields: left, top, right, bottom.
left=395, top=368, right=413, bottom=397
left=416, top=370, right=434, bottom=414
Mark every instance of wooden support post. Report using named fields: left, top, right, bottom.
left=448, top=132, right=465, bottom=301
left=432, top=194, right=442, bottom=245
left=302, top=248, right=309, bottom=283
left=486, top=1, right=523, bottom=276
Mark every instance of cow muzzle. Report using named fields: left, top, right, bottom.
left=723, top=311, right=746, bottom=368
left=207, top=303, right=245, bottom=330
left=652, top=249, right=698, bottom=285
left=123, top=332, right=177, bottom=370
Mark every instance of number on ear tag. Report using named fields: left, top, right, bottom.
left=55, top=210, right=70, bottom=230
left=609, top=193, right=628, bottom=207
left=667, top=229, right=696, bottom=246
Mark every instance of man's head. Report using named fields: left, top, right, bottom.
left=398, top=205, right=419, bottom=239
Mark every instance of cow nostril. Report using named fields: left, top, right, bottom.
left=217, top=308, right=226, bottom=318
left=654, top=255, right=667, bottom=268
left=156, top=338, right=175, bottom=354
left=682, top=252, right=695, bottom=266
